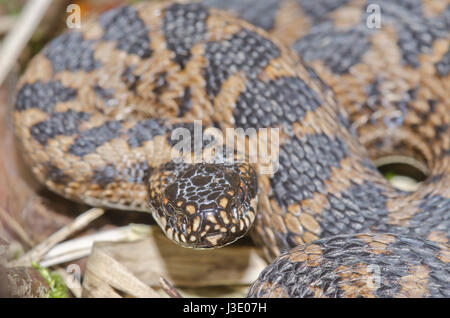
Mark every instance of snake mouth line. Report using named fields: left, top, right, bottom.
left=151, top=198, right=258, bottom=249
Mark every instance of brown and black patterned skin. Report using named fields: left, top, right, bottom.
left=201, top=0, right=450, bottom=256
left=13, top=0, right=449, bottom=297
left=248, top=233, right=450, bottom=298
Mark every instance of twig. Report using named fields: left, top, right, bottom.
left=160, top=277, right=183, bottom=298
left=0, top=0, right=53, bottom=86
left=0, top=206, right=34, bottom=247
left=9, top=208, right=104, bottom=267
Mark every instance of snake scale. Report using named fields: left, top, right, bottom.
left=13, top=0, right=449, bottom=297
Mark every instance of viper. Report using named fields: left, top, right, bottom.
left=13, top=0, right=449, bottom=297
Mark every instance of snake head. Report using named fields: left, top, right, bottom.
left=150, top=163, right=258, bottom=249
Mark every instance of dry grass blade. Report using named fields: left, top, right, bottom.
left=160, top=277, right=183, bottom=298
left=9, top=208, right=104, bottom=267
left=0, top=206, right=34, bottom=247
left=90, top=225, right=267, bottom=295
left=0, top=0, right=52, bottom=86
left=83, top=246, right=161, bottom=298
left=39, top=224, right=151, bottom=267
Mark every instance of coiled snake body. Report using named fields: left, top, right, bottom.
left=13, top=0, right=449, bottom=297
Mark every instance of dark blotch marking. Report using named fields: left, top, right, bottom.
left=366, top=1, right=449, bottom=68
left=126, top=119, right=167, bottom=148
left=398, top=91, right=448, bottom=149
left=317, top=180, right=449, bottom=241
left=293, top=0, right=450, bottom=74
left=203, top=29, right=280, bottom=99
left=92, top=164, right=117, bottom=189
left=16, top=81, right=77, bottom=113
left=167, top=122, right=213, bottom=150
left=293, top=22, right=372, bottom=74
left=363, top=77, right=410, bottom=129
left=176, top=87, right=193, bottom=117
left=408, top=194, right=450, bottom=239
left=379, top=0, right=423, bottom=15
left=151, top=71, right=171, bottom=105
left=426, top=174, right=444, bottom=184
left=99, top=6, right=152, bottom=58
left=153, top=72, right=168, bottom=96
left=270, top=134, right=349, bottom=208
left=435, top=48, right=450, bottom=76
left=319, top=181, right=390, bottom=237
left=93, top=85, right=115, bottom=102
left=364, top=77, right=383, bottom=112
left=435, top=123, right=449, bottom=139
left=44, top=32, right=99, bottom=73
left=69, top=121, right=122, bottom=157
left=92, top=161, right=152, bottom=188
left=202, top=0, right=280, bottom=31
left=249, top=234, right=449, bottom=298
left=121, top=66, right=141, bottom=92
left=163, top=3, right=209, bottom=68
left=293, top=1, right=449, bottom=72
left=304, top=64, right=332, bottom=94
left=125, top=161, right=152, bottom=185
left=44, top=163, right=71, bottom=185
left=410, top=99, right=448, bottom=142
left=296, top=0, right=351, bottom=22
left=234, top=76, right=322, bottom=129
left=30, top=110, right=90, bottom=146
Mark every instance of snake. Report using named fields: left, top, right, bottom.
left=12, top=0, right=449, bottom=297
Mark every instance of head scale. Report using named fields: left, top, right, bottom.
left=149, top=162, right=258, bottom=248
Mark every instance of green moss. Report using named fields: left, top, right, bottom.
left=32, top=262, right=68, bottom=298
left=384, top=171, right=396, bottom=181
